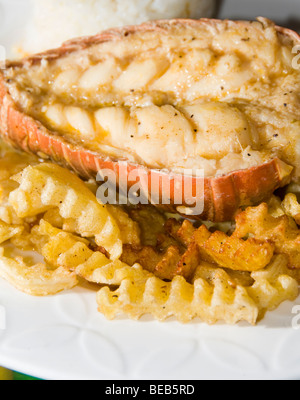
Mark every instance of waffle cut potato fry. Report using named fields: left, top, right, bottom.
left=0, top=220, right=23, bottom=244
left=106, top=205, right=141, bottom=247
left=124, top=216, right=275, bottom=282
left=234, top=203, right=300, bottom=269
left=193, top=225, right=275, bottom=272
left=9, top=163, right=123, bottom=259
left=0, top=147, right=38, bottom=225
left=128, top=205, right=168, bottom=247
left=0, top=215, right=141, bottom=289
left=0, top=139, right=298, bottom=325
left=0, top=144, right=77, bottom=297
left=266, top=195, right=287, bottom=217
left=97, top=255, right=299, bottom=324
left=77, top=258, right=152, bottom=286
left=0, top=248, right=78, bottom=296
left=0, top=145, right=38, bottom=182
left=31, top=219, right=148, bottom=286
left=282, top=194, right=300, bottom=225
left=32, top=220, right=93, bottom=268
left=41, top=204, right=141, bottom=248
left=0, top=179, right=23, bottom=226
left=97, top=273, right=258, bottom=324
left=247, top=255, right=299, bottom=318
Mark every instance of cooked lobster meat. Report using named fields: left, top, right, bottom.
left=0, top=18, right=299, bottom=221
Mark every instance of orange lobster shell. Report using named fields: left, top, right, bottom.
left=0, top=19, right=298, bottom=222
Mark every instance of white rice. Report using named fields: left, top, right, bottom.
left=19, top=0, right=216, bottom=55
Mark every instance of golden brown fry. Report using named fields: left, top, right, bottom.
left=165, top=218, right=196, bottom=247
left=121, top=245, right=161, bottom=274
left=0, top=220, right=23, bottom=244
left=0, top=248, right=78, bottom=296
left=32, top=219, right=145, bottom=287
left=248, top=255, right=299, bottom=319
left=106, top=205, right=141, bottom=246
left=267, top=195, right=285, bottom=218
left=193, top=262, right=238, bottom=288
left=0, top=150, right=35, bottom=226
left=154, top=246, right=182, bottom=280
left=166, top=222, right=274, bottom=273
left=9, top=163, right=123, bottom=259
left=175, top=243, right=200, bottom=281
left=0, top=141, right=298, bottom=325
left=42, top=197, right=141, bottom=248
left=234, top=203, right=300, bottom=269
left=193, top=262, right=255, bottom=288
left=282, top=193, right=300, bottom=225
left=76, top=258, right=152, bottom=286
left=125, top=214, right=276, bottom=280
left=0, top=180, right=21, bottom=223
left=34, top=219, right=114, bottom=270
left=0, top=150, right=38, bottom=183
left=42, top=208, right=65, bottom=229
left=97, top=272, right=259, bottom=324
left=156, top=231, right=183, bottom=253
left=193, top=225, right=211, bottom=246
left=128, top=205, right=167, bottom=246
left=197, top=227, right=274, bottom=272
left=121, top=242, right=200, bottom=281
left=97, top=254, right=299, bottom=324
left=164, top=218, right=182, bottom=240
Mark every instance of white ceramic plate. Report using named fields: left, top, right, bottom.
left=0, top=0, right=300, bottom=381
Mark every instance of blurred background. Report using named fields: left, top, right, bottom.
left=217, top=0, right=300, bottom=31
left=0, top=0, right=299, bottom=58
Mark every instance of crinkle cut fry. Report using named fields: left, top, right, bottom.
left=0, top=144, right=298, bottom=324
left=165, top=218, right=196, bottom=247
left=31, top=219, right=142, bottom=286
left=9, top=163, right=123, bottom=259
left=96, top=255, right=299, bottom=324
left=121, top=243, right=199, bottom=281
left=122, top=215, right=274, bottom=282
left=128, top=205, right=167, bottom=247
left=0, top=149, right=38, bottom=226
left=160, top=219, right=275, bottom=276
left=0, top=180, right=24, bottom=225
left=282, top=193, right=300, bottom=225
left=0, top=220, right=23, bottom=244
left=35, top=218, right=276, bottom=323
left=248, top=255, right=299, bottom=319
left=194, top=225, right=275, bottom=272
left=32, top=219, right=152, bottom=287
left=106, top=205, right=141, bottom=247
left=0, top=248, right=78, bottom=296
left=233, top=203, right=300, bottom=269
left=97, top=273, right=259, bottom=324
left=41, top=204, right=140, bottom=248
left=77, top=257, right=152, bottom=286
